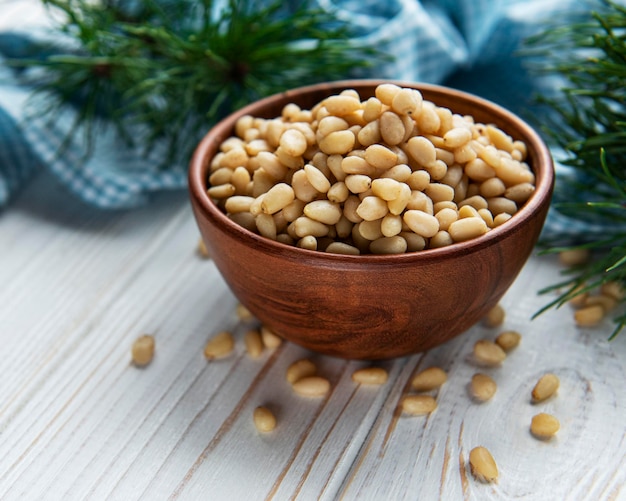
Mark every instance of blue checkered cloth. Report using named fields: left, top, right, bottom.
left=0, top=0, right=609, bottom=242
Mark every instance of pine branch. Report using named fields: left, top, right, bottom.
left=524, top=0, right=626, bottom=337
left=6, top=0, right=384, bottom=166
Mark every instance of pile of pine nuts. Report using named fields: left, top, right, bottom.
left=207, top=83, right=535, bottom=254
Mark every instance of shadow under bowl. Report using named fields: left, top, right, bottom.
left=189, top=80, right=554, bottom=360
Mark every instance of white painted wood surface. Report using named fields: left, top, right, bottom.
left=1, top=2, right=626, bottom=500
left=1, top=172, right=625, bottom=501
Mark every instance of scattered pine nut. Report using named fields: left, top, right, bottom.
left=131, top=334, right=155, bottom=367
left=411, top=366, right=447, bottom=392
left=470, top=373, right=497, bottom=402
left=244, top=329, right=264, bottom=358
left=197, top=237, right=210, bottom=259
left=400, top=394, right=437, bottom=415
left=568, top=286, right=589, bottom=309
left=531, top=373, right=560, bottom=402
left=253, top=406, right=277, bottom=432
left=260, top=325, right=282, bottom=348
left=469, top=446, right=498, bottom=483
left=352, top=367, right=388, bottom=385
left=482, top=304, right=505, bottom=327
left=600, top=281, right=625, bottom=301
left=558, top=248, right=590, bottom=266
left=286, top=358, right=317, bottom=384
left=530, top=413, right=560, bottom=439
left=574, top=304, right=604, bottom=327
left=236, top=303, right=255, bottom=322
left=473, top=339, right=507, bottom=366
left=204, top=331, right=235, bottom=360
left=583, top=294, right=616, bottom=313
left=292, top=376, right=331, bottom=397
left=495, top=330, right=521, bottom=352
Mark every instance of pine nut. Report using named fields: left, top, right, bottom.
left=244, top=329, right=264, bottom=358
left=443, top=127, right=472, bottom=149
left=448, top=216, right=488, bottom=242
left=574, top=304, right=605, bottom=327
left=403, top=210, right=440, bottom=238
left=352, top=367, right=389, bottom=385
left=371, top=178, right=403, bottom=201
left=357, top=196, right=389, bottom=221
left=304, top=200, right=343, bottom=225
left=531, top=373, right=560, bottom=402
left=473, top=339, right=507, bottom=366
left=365, top=144, right=398, bottom=170
left=279, top=128, right=307, bottom=157
left=487, top=196, right=517, bottom=216
left=400, top=394, right=437, bottom=415
left=416, top=104, right=440, bottom=134
left=379, top=111, right=405, bottom=145
left=480, top=177, right=506, bottom=198
left=236, top=303, right=255, bottom=321
left=391, top=87, right=422, bottom=116
left=204, top=331, right=235, bottom=360
left=411, top=366, right=447, bottom=392
left=470, top=373, right=497, bottom=402
left=197, top=238, right=210, bottom=259
left=293, top=216, right=330, bottom=238
left=584, top=294, right=616, bottom=313
left=380, top=213, right=403, bottom=237
left=260, top=325, right=282, bottom=348
left=430, top=230, right=453, bottom=248
left=504, top=182, right=534, bottom=203
left=375, top=83, right=402, bottom=105
left=286, top=358, right=317, bottom=384
left=326, top=241, right=360, bottom=255
left=253, top=406, right=277, bottom=432
left=303, top=164, right=331, bottom=193
left=483, top=304, right=505, bottom=327
left=387, top=183, right=412, bottom=215
left=495, top=330, right=521, bottom=352
left=530, top=413, right=560, bottom=439
left=601, top=281, right=625, bottom=300
left=323, top=94, right=361, bottom=116
left=131, top=334, right=155, bottom=367
left=369, top=235, right=408, bottom=254
left=292, top=376, right=331, bottom=397
left=361, top=97, right=382, bottom=122
left=319, top=130, right=355, bottom=155
left=208, top=183, right=236, bottom=199
left=469, top=446, right=498, bottom=483
left=406, top=136, right=437, bottom=167
left=261, top=183, right=295, bottom=214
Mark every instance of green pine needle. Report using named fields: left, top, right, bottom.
left=524, top=0, right=626, bottom=338
left=10, top=0, right=385, bottom=165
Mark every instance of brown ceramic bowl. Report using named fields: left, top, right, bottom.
left=189, top=80, right=554, bottom=360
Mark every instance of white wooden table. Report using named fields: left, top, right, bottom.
left=1, top=2, right=626, bottom=500
left=1, top=170, right=625, bottom=501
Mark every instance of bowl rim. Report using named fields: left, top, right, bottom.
left=189, top=79, right=554, bottom=264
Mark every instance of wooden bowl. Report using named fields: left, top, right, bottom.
left=189, top=80, right=554, bottom=359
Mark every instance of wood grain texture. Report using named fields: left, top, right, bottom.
left=1, top=171, right=625, bottom=501
left=1, top=2, right=625, bottom=500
